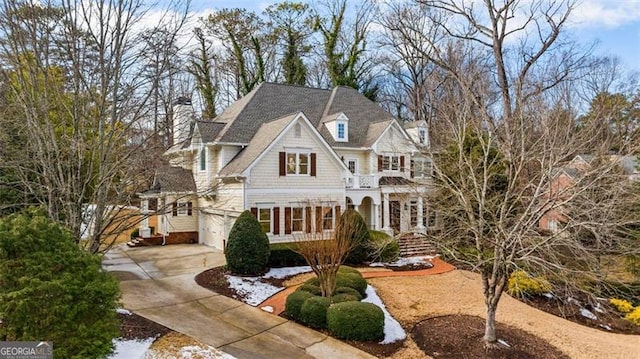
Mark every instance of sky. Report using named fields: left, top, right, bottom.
left=183, top=0, right=640, bottom=73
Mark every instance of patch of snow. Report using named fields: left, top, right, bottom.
left=116, top=308, right=132, bottom=315
left=263, top=266, right=312, bottom=279
left=362, top=285, right=407, bottom=344
left=225, top=275, right=284, bottom=306
left=599, top=324, right=613, bottom=331
left=260, top=306, right=274, bottom=313
left=179, top=345, right=237, bottom=359
left=370, top=256, right=434, bottom=268
left=580, top=308, right=597, bottom=321
left=109, top=337, right=155, bottom=359
left=498, top=339, right=511, bottom=348
left=542, top=293, right=554, bottom=299
left=593, top=303, right=605, bottom=313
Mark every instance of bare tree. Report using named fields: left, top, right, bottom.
left=410, top=0, right=640, bottom=348
left=0, top=0, right=190, bottom=252
left=294, top=204, right=357, bottom=297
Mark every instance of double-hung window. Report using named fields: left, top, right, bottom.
left=258, top=208, right=272, bottom=233
left=286, top=152, right=310, bottom=175
left=291, top=207, right=304, bottom=232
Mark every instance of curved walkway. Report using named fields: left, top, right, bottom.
left=103, top=244, right=375, bottom=359
left=259, top=257, right=456, bottom=315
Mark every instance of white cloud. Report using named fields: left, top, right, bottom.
left=569, top=0, right=640, bottom=28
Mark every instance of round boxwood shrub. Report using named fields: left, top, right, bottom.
left=339, top=209, right=373, bottom=265
left=331, top=293, right=359, bottom=304
left=285, top=290, right=314, bottom=320
left=300, top=296, right=331, bottom=329
left=225, top=210, right=270, bottom=275
left=336, top=272, right=368, bottom=297
left=334, top=286, right=363, bottom=301
left=327, top=302, right=384, bottom=341
left=305, top=277, right=320, bottom=286
left=296, top=283, right=322, bottom=296
left=338, top=265, right=360, bottom=275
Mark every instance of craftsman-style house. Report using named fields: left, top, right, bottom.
left=138, top=83, right=435, bottom=250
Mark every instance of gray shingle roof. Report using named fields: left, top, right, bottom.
left=379, top=176, right=416, bottom=186
left=197, top=121, right=226, bottom=143
left=150, top=166, right=196, bottom=193
left=218, top=113, right=298, bottom=177
left=208, top=83, right=395, bottom=148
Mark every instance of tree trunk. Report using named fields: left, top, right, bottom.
left=483, top=304, right=498, bottom=345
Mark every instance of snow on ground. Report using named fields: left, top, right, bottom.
left=370, top=256, right=434, bottom=268
left=109, top=337, right=155, bottom=359
left=263, top=266, right=312, bottom=279
left=225, top=275, right=284, bottom=306
left=116, top=308, right=132, bottom=315
left=580, top=308, right=598, bottom=321
left=362, top=285, right=407, bottom=344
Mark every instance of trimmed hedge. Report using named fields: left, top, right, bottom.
left=304, top=269, right=367, bottom=298
left=327, top=302, right=385, bottom=341
left=331, top=293, right=359, bottom=304
left=336, top=273, right=367, bottom=297
left=268, top=243, right=307, bottom=267
left=297, top=284, right=322, bottom=296
left=285, top=290, right=314, bottom=319
left=337, top=265, right=360, bottom=275
left=334, top=286, right=363, bottom=301
left=225, top=210, right=270, bottom=275
left=300, top=296, right=331, bottom=329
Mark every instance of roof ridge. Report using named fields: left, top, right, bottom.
left=214, top=82, right=264, bottom=141
left=319, top=86, right=340, bottom=129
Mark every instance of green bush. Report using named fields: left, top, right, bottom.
left=297, top=284, right=322, bottom=296
left=285, top=290, right=314, bottom=320
left=337, top=265, right=360, bottom=275
left=130, top=228, right=139, bottom=239
left=336, top=272, right=368, bottom=297
left=507, top=270, right=552, bottom=298
left=327, top=302, right=385, bottom=341
left=339, top=209, right=372, bottom=265
left=331, top=293, right=359, bottom=303
left=305, top=271, right=368, bottom=298
left=225, top=210, right=270, bottom=275
left=300, top=296, right=331, bottom=329
left=268, top=243, right=307, bottom=267
left=0, top=209, right=120, bottom=358
left=334, top=286, right=363, bottom=301
left=369, top=230, right=399, bottom=262
left=610, top=298, right=634, bottom=313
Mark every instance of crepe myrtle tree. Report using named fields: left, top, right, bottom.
left=405, top=0, right=640, bottom=348
left=294, top=202, right=358, bottom=297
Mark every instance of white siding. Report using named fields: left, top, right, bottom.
left=335, top=149, right=371, bottom=175
left=163, top=195, right=197, bottom=233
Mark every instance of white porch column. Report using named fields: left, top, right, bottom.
left=382, top=193, right=391, bottom=233
left=373, top=204, right=380, bottom=230
left=416, top=196, right=425, bottom=233
left=141, top=199, right=149, bottom=230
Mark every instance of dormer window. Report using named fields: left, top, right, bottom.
left=418, top=127, right=426, bottom=144
left=324, top=112, right=349, bottom=142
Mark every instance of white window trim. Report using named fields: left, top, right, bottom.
left=286, top=151, right=311, bottom=176
left=199, top=146, right=206, bottom=172
left=336, top=121, right=348, bottom=142
left=258, top=207, right=273, bottom=234
left=413, top=159, right=432, bottom=178
left=347, top=158, right=358, bottom=174
left=176, top=201, right=190, bottom=216
left=381, top=155, right=401, bottom=172
left=290, top=207, right=305, bottom=233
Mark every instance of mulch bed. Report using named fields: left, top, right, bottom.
left=412, top=314, right=569, bottom=359
left=118, top=312, right=171, bottom=340
left=522, top=295, right=640, bottom=335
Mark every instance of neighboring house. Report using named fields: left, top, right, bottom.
left=138, top=83, right=434, bottom=250
left=539, top=154, right=639, bottom=232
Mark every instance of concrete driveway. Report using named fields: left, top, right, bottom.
left=103, top=244, right=375, bottom=359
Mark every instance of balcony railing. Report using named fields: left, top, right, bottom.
left=346, top=174, right=379, bottom=189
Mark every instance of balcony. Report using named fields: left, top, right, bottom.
left=346, top=174, right=379, bottom=189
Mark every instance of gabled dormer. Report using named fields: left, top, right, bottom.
left=404, top=120, right=429, bottom=147
left=323, top=112, right=349, bottom=142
